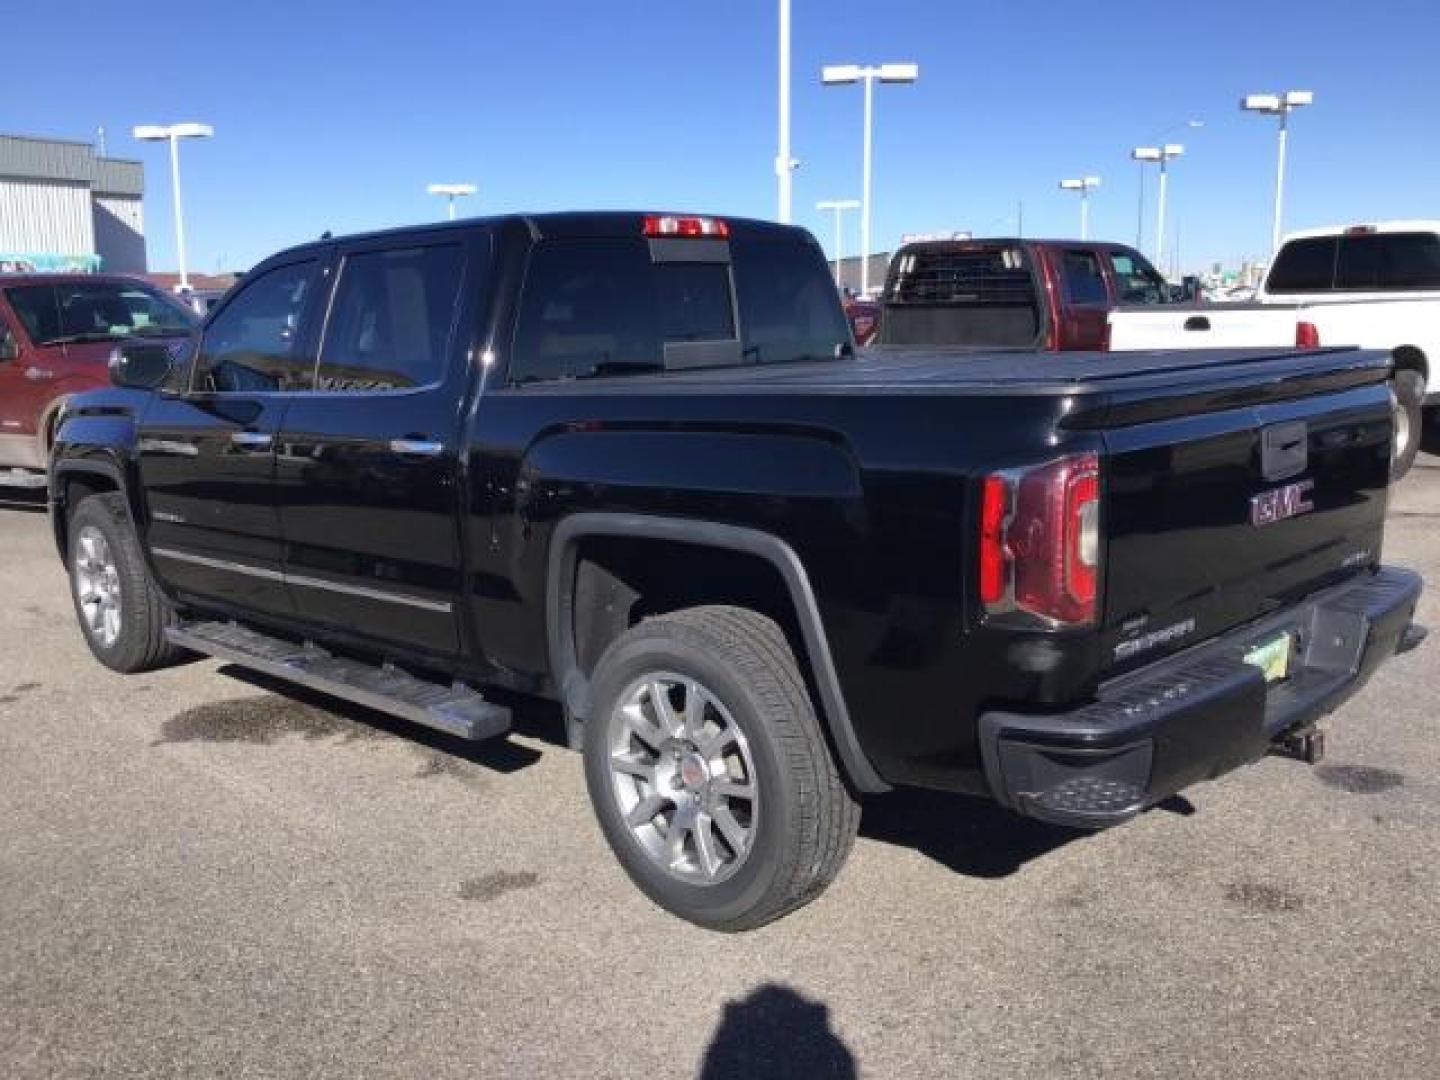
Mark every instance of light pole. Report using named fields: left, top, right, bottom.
left=1131, top=144, right=1184, bottom=268
left=816, top=199, right=861, bottom=287
left=427, top=183, right=477, bottom=221
left=1241, top=91, right=1314, bottom=255
left=132, top=122, right=213, bottom=291
left=1058, top=177, right=1101, bottom=240
left=1135, top=119, right=1202, bottom=250
left=776, top=0, right=797, bottom=223
left=821, top=61, right=919, bottom=297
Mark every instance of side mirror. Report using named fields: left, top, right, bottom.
left=0, top=329, right=17, bottom=362
left=109, top=342, right=174, bottom=389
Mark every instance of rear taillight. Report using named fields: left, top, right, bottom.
left=1295, top=321, right=1321, bottom=349
left=978, top=452, right=1101, bottom=626
left=1101, top=319, right=1112, bottom=351
left=979, top=475, right=1009, bottom=605
left=643, top=214, right=730, bottom=239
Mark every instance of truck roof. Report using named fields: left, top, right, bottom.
left=263, top=212, right=813, bottom=265
left=1283, top=220, right=1440, bottom=242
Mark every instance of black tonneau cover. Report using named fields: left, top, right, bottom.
left=513, top=344, right=1391, bottom=403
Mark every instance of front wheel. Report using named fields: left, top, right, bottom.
left=1392, top=370, right=1426, bottom=479
left=68, top=493, right=185, bottom=673
left=583, top=606, right=860, bottom=931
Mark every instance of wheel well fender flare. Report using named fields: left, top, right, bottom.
left=546, top=512, right=889, bottom=793
left=50, top=459, right=130, bottom=565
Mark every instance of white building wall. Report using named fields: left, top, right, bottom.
left=93, top=193, right=146, bottom=272
left=0, top=177, right=95, bottom=257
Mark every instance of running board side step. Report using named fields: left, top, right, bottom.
left=165, top=620, right=511, bottom=741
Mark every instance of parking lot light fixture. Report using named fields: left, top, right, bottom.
left=821, top=61, right=919, bottom=296
left=816, top=199, right=861, bottom=287
left=1241, top=90, right=1314, bottom=255
left=1131, top=144, right=1183, bottom=267
left=427, top=183, right=477, bottom=221
left=132, top=122, right=214, bottom=291
left=1059, top=177, right=1101, bottom=241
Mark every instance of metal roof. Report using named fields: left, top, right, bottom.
left=0, top=133, right=143, bottom=195
left=93, top=157, right=143, bottom=196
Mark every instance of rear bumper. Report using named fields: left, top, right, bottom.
left=978, top=566, right=1424, bottom=828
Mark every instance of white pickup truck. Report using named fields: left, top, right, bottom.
left=1108, top=221, right=1440, bottom=476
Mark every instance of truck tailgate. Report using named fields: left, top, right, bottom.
left=1094, top=358, right=1393, bottom=676
left=1107, top=303, right=1299, bottom=350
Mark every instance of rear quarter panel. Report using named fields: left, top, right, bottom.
left=1301, top=298, right=1440, bottom=369
left=464, top=384, right=1096, bottom=793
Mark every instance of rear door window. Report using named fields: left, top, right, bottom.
left=1059, top=250, right=1108, bottom=305
left=316, top=244, right=464, bottom=391
left=1267, top=237, right=1338, bottom=293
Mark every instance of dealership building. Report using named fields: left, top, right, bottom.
left=0, top=133, right=146, bottom=274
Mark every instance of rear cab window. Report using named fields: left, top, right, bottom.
left=1335, top=232, right=1440, bottom=290
left=1267, top=237, right=1338, bottom=293
left=509, top=225, right=848, bottom=384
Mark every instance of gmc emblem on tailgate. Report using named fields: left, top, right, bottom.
left=1251, top=479, right=1315, bottom=526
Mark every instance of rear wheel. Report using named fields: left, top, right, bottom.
left=583, top=606, right=860, bottom=931
left=1392, top=369, right=1425, bottom=478
left=68, top=493, right=185, bottom=673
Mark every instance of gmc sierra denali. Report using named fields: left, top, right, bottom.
left=50, top=212, right=1424, bottom=930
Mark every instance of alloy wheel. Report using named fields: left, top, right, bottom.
left=74, top=525, right=122, bottom=648
left=606, top=673, right=760, bottom=886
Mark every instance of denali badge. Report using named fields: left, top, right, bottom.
left=1251, top=479, right=1315, bottom=526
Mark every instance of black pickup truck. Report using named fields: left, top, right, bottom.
left=50, top=212, right=1423, bottom=930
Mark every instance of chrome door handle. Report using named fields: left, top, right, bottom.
left=230, top=431, right=274, bottom=449
left=389, top=438, right=444, bottom=457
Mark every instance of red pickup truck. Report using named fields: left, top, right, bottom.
left=873, top=238, right=1182, bottom=350
left=0, top=274, right=196, bottom=487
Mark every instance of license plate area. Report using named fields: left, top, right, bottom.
left=1244, top=631, right=1295, bottom=684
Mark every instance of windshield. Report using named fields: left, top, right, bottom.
left=4, top=281, right=197, bottom=346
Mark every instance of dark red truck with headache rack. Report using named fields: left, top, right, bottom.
left=873, top=237, right=1182, bottom=351
left=50, top=211, right=1424, bottom=930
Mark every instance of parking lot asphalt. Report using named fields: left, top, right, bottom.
left=2, top=463, right=1438, bottom=1080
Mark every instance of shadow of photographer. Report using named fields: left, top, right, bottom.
left=699, top=983, right=856, bottom=1080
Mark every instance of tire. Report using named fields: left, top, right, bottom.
left=583, top=606, right=860, bottom=931
left=1391, top=369, right=1425, bottom=479
left=68, top=493, right=184, bottom=673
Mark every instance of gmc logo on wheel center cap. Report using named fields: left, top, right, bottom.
left=1251, top=479, right=1315, bottom=527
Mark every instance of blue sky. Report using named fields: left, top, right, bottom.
left=9, top=0, right=1439, bottom=274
